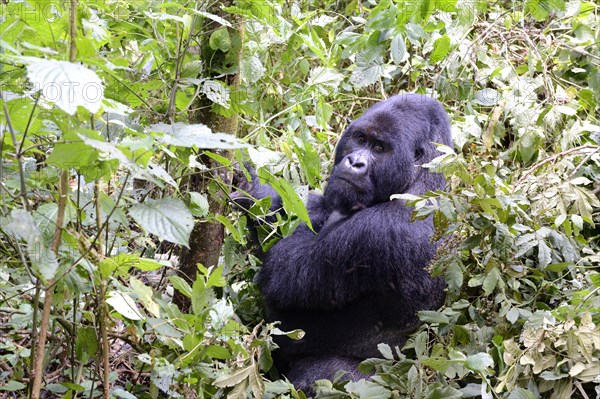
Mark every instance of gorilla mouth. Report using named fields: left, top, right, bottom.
left=335, top=175, right=368, bottom=192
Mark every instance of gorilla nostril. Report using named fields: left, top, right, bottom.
left=345, top=154, right=368, bottom=175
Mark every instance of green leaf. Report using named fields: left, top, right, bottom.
left=241, top=55, right=266, bottom=84
left=150, top=122, right=248, bottom=149
left=106, top=291, right=144, bottom=320
left=6, top=209, right=59, bottom=281
left=506, top=307, right=520, bottom=324
left=482, top=267, right=501, bottom=296
left=47, top=141, right=99, bottom=171
left=445, top=258, right=463, bottom=292
left=0, top=381, right=26, bottom=391
left=430, top=34, right=451, bottom=64
left=213, top=365, right=253, bottom=387
left=350, top=64, right=384, bottom=88
left=418, top=310, right=449, bottom=324
left=112, top=388, right=138, bottom=399
left=390, top=34, right=407, bottom=64
left=537, top=239, right=552, bottom=269
left=464, top=353, right=493, bottom=372
left=24, top=58, right=104, bottom=115
left=169, top=275, right=192, bottom=298
left=146, top=318, right=182, bottom=338
left=473, top=88, right=500, bottom=106
left=427, top=385, right=463, bottom=399
left=78, top=134, right=130, bottom=164
left=75, top=327, right=98, bottom=363
left=209, top=27, right=231, bottom=52
left=129, top=198, right=194, bottom=247
left=131, top=277, right=160, bottom=317
left=257, top=168, right=312, bottom=230
left=345, top=379, right=391, bottom=399
left=377, top=343, right=394, bottom=360
left=205, top=345, right=232, bottom=360
left=507, top=388, right=537, bottom=399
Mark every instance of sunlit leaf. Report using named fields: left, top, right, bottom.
left=129, top=198, right=194, bottom=246
left=25, top=58, right=104, bottom=115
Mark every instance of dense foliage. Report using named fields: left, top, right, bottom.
left=0, top=0, right=598, bottom=398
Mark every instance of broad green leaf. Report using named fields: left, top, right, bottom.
left=169, top=275, right=193, bottom=298
left=129, top=198, right=194, bottom=247
left=0, top=381, right=26, bottom=391
left=131, top=277, right=160, bottom=317
left=6, top=209, right=59, bottom=281
left=189, top=192, right=210, bottom=217
left=427, top=386, right=463, bottom=399
left=350, top=64, right=384, bottom=88
left=146, top=318, right=182, bottom=338
left=474, top=88, right=500, bottom=106
left=390, top=34, right=407, bottom=64
left=445, top=259, right=463, bottom=292
left=78, top=134, right=130, bottom=164
left=377, top=343, right=394, bottom=360
left=537, top=239, right=552, bottom=268
left=106, top=291, right=144, bottom=320
left=202, top=80, right=230, bottom=107
left=482, top=267, right=501, bottom=296
left=150, top=122, right=248, bottom=149
left=464, top=353, right=494, bottom=372
left=209, top=27, right=231, bottom=52
left=257, top=168, right=312, bottom=230
left=430, top=34, right=451, bottom=64
left=345, top=379, right=391, bottom=399
left=47, top=141, right=99, bottom=170
left=213, top=365, right=253, bottom=387
left=75, top=327, right=98, bottom=362
left=112, top=388, right=138, bottom=399
left=308, top=67, right=344, bottom=94
left=135, top=258, right=164, bottom=272
left=25, top=58, right=104, bottom=115
left=418, top=310, right=449, bottom=324
left=241, top=55, right=266, bottom=84
left=206, top=345, right=231, bottom=360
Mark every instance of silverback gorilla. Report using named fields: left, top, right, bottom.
left=234, top=94, right=452, bottom=392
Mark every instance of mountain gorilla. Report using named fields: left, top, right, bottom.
left=234, top=94, right=452, bottom=393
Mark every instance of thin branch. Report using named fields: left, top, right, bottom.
left=512, top=144, right=600, bottom=192
left=3, top=103, right=30, bottom=211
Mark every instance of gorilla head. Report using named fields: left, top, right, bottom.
left=324, top=94, right=452, bottom=214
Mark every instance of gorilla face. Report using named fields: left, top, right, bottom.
left=324, top=94, right=451, bottom=214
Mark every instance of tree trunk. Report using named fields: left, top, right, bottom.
left=174, top=7, right=243, bottom=311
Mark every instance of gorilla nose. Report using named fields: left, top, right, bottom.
left=344, top=153, right=368, bottom=175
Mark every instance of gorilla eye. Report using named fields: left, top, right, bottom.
left=374, top=144, right=385, bottom=153
left=415, top=148, right=424, bottom=160
left=357, top=133, right=367, bottom=143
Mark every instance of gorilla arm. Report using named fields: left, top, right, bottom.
left=257, top=200, right=442, bottom=311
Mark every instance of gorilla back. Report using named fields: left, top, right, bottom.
left=247, top=94, right=452, bottom=392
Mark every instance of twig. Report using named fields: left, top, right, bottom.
left=512, top=144, right=600, bottom=192
left=99, top=281, right=110, bottom=399
left=574, top=380, right=590, bottom=399
left=3, top=103, right=30, bottom=211
left=483, top=100, right=505, bottom=152
left=30, top=1, right=78, bottom=398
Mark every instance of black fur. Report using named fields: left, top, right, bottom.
left=235, top=94, right=452, bottom=393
